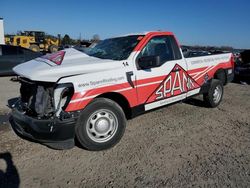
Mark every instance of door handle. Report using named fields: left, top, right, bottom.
left=126, top=71, right=134, bottom=88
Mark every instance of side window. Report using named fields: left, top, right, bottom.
left=140, top=36, right=174, bottom=65
left=0, top=46, right=2, bottom=56
left=139, top=35, right=182, bottom=65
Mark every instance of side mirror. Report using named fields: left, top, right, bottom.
left=138, top=55, right=161, bottom=69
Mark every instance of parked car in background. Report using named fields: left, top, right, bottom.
left=0, top=45, right=42, bottom=76
left=182, top=48, right=211, bottom=58
left=187, top=50, right=211, bottom=58
left=235, top=50, right=250, bottom=83
left=0, top=45, right=43, bottom=76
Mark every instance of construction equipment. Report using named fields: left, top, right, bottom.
left=5, top=31, right=60, bottom=53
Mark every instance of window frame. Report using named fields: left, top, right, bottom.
left=136, top=35, right=182, bottom=69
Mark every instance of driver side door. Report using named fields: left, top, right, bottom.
left=134, top=35, right=188, bottom=111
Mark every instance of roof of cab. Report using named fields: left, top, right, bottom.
left=112, top=31, right=174, bottom=38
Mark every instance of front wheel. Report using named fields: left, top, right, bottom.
left=76, top=98, right=126, bottom=151
left=203, top=79, right=224, bottom=108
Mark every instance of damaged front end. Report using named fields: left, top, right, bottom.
left=10, top=77, right=78, bottom=149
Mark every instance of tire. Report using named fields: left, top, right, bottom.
left=29, top=44, right=40, bottom=52
left=49, top=45, right=58, bottom=53
left=75, top=98, right=126, bottom=151
left=203, top=79, right=224, bottom=108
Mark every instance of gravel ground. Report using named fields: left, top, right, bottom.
left=0, top=77, right=249, bottom=187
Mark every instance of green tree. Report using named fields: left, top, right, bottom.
left=62, top=34, right=71, bottom=45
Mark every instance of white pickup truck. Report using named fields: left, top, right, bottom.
left=10, top=31, right=234, bottom=150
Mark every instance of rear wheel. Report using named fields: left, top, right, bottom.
left=203, top=79, right=224, bottom=108
left=76, top=98, right=126, bottom=151
left=29, top=44, right=40, bottom=52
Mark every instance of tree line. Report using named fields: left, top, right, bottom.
left=61, top=34, right=100, bottom=46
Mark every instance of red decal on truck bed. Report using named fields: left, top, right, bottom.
left=146, top=64, right=200, bottom=103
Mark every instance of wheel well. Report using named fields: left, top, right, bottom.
left=96, top=92, right=132, bottom=119
left=214, top=69, right=227, bottom=85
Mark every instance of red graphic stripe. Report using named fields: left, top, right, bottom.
left=65, top=87, right=137, bottom=111
left=187, top=66, right=208, bottom=74
left=70, top=75, right=167, bottom=101
left=194, top=61, right=232, bottom=85
left=66, top=60, right=233, bottom=112
left=71, top=82, right=131, bottom=100
left=66, top=98, right=92, bottom=112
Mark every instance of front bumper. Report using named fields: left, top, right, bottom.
left=10, top=108, right=77, bottom=149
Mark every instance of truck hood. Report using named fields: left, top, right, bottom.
left=13, top=48, right=123, bottom=82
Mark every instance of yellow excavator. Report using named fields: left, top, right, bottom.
left=5, top=31, right=60, bottom=53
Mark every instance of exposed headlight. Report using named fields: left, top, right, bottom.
left=54, top=83, right=74, bottom=117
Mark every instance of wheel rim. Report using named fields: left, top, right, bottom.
left=86, top=109, right=118, bottom=143
left=213, top=85, right=222, bottom=104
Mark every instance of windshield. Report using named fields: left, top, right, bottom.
left=84, top=35, right=143, bottom=60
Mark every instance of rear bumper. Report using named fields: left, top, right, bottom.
left=10, top=108, right=77, bottom=149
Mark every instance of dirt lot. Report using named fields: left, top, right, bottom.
left=0, top=77, right=249, bottom=187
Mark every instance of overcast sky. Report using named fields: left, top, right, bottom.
left=1, top=0, right=249, bottom=49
